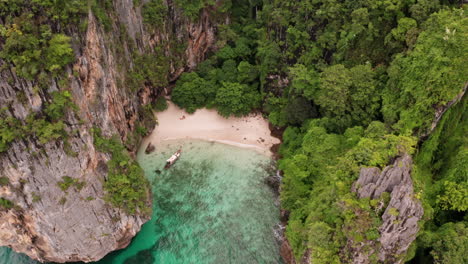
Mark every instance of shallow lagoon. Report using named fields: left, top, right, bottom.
left=1, top=139, right=282, bottom=264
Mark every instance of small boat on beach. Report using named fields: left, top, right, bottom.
left=164, top=149, right=181, bottom=169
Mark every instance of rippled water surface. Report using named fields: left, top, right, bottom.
left=1, top=139, right=282, bottom=264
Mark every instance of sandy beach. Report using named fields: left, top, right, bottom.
left=144, top=101, right=281, bottom=156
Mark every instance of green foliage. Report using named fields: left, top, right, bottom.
left=142, top=0, right=167, bottom=26
left=172, top=34, right=262, bottom=117
left=316, top=64, right=381, bottom=131
left=90, top=0, right=113, bottom=31
left=387, top=17, right=418, bottom=46
left=0, top=177, right=9, bottom=186
left=436, top=180, right=468, bottom=211
left=153, top=97, right=168, bottom=112
left=172, top=72, right=216, bottom=113
left=409, top=92, right=467, bottom=262
left=0, top=91, right=75, bottom=152
left=43, top=34, right=74, bottom=72
left=174, top=0, right=216, bottom=20
left=31, top=0, right=87, bottom=24
left=417, top=222, right=468, bottom=264
left=44, top=91, right=76, bottom=120
left=27, top=118, right=66, bottom=144
left=127, top=51, right=169, bottom=92
left=0, top=1, right=464, bottom=262
left=284, top=97, right=317, bottom=125
left=92, top=128, right=151, bottom=216
left=32, top=192, right=41, bottom=203
left=388, top=207, right=400, bottom=216
left=429, top=222, right=468, bottom=264
left=288, top=64, right=320, bottom=100
left=339, top=196, right=384, bottom=260
left=280, top=120, right=416, bottom=262
left=166, top=2, right=466, bottom=263
left=214, top=82, right=261, bottom=117
left=0, top=113, right=22, bottom=152
left=57, top=176, right=86, bottom=192
left=0, top=198, right=14, bottom=210
left=382, top=9, right=468, bottom=135
left=0, top=1, right=81, bottom=80
left=264, top=95, right=288, bottom=126
left=279, top=126, right=304, bottom=158
left=0, top=0, right=87, bottom=24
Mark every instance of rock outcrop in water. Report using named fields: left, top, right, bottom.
left=0, top=1, right=221, bottom=262
left=350, top=154, right=424, bottom=264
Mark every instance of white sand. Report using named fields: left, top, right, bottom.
left=144, top=102, right=280, bottom=156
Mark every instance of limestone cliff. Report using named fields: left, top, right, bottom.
left=0, top=1, right=221, bottom=262
left=350, top=154, right=424, bottom=264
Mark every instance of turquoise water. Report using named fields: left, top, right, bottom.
left=0, top=139, right=282, bottom=264
left=0, top=248, right=38, bottom=264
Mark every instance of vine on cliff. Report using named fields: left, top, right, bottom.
left=92, top=128, right=151, bottom=216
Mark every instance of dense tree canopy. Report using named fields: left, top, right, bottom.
left=0, top=0, right=466, bottom=262
left=168, top=1, right=467, bottom=263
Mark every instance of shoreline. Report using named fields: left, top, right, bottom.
left=142, top=101, right=281, bottom=157
left=162, top=137, right=269, bottom=153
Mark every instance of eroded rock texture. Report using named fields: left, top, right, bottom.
left=0, top=1, right=221, bottom=262
left=351, top=154, right=424, bottom=264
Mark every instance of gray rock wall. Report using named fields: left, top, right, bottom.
left=0, top=1, right=221, bottom=262
left=351, top=154, right=423, bottom=264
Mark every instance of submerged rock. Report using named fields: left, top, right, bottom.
left=145, top=143, right=156, bottom=154
left=264, top=170, right=282, bottom=194
left=350, top=154, right=423, bottom=264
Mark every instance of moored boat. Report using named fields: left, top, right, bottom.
left=164, top=149, right=181, bottom=169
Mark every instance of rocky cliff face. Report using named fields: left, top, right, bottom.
left=0, top=1, right=221, bottom=262
left=423, top=82, right=467, bottom=139
left=350, top=154, right=423, bottom=264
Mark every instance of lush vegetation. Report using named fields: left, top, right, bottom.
left=0, top=0, right=86, bottom=80
left=0, top=198, right=15, bottom=210
left=0, top=1, right=157, bottom=216
left=383, top=9, right=467, bottom=135
left=0, top=2, right=84, bottom=154
left=142, top=0, right=167, bottom=26
left=0, top=91, right=76, bottom=153
left=168, top=1, right=467, bottom=263
left=57, top=176, right=86, bottom=193
left=126, top=51, right=170, bottom=92
left=173, top=0, right=231, bottom=20
left=0, top=1, right=466, bottom=262
left=92, top=128, right=151, bottom=216
left=279, top=121, right=416, bottom=261
left=171, top=36, right=263, bottom=116
left=408, top=95, right=468, bottom=263
left=153, top=97, right=168, bottom=112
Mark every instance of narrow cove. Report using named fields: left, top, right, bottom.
left=97, top=139, right=282, bottom=263
left=0, top=108, right=283, bottom=263
left=97, top=103, right=284, bottom=263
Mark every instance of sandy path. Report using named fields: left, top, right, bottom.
left=143, top=102, right=280, bottom=156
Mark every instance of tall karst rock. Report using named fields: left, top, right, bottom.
left=0, top=1, right=223, bottom=262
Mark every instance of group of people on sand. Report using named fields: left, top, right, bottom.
left=179, top=115, right=186, bottom=120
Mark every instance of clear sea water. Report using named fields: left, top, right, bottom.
left=0, top=139, right=282, bottom=264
